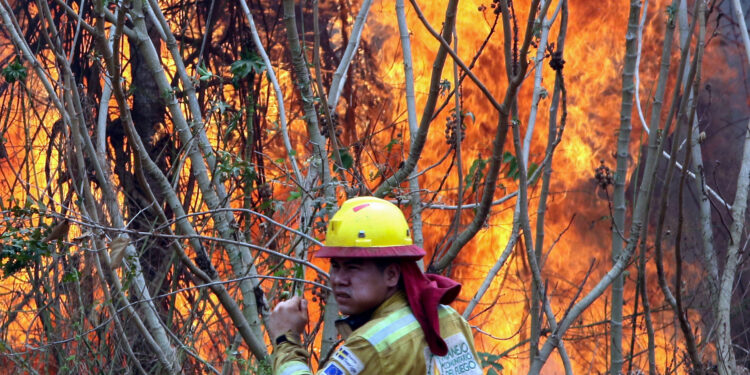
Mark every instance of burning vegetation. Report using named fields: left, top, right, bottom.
left=0, top=0, right=749, bottom=373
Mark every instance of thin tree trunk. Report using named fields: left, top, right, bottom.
left=2, top=1, right=183, bottom=370
left=327, top=0, right=373, bottom=110
left=431, top=0, right=541, bottom=272
left=511, top=92, right=572, bottom=375
left=529, top=0, right=688, bottom=364
left=610, top=2, right=641, bottom=373
left=637, top=224, right=657, bottom=375
left=281, top=0, right=340, bottom=358
left=90, top=3, right=269, bottom=360
left=374, top=0, right=460, bottom=198
left=527, top=0, right=554, bottom=367
left=396, top=0, right=426, bottom=269
left=651, top=1, right=705, bottom=370
left=713, top=1, right=750, bottom=373
left=281, top=0, right=335, bottom=201
left=145, top=0, right=271, bottom=341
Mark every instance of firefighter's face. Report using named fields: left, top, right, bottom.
left=330, top=258, right=399, bottom=316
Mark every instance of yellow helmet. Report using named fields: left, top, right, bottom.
left=316, top=196, right=425, bottom=259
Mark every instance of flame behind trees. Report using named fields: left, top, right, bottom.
left=0, top=0, right=749, bottom=374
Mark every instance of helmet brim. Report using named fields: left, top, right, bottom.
left=315, top=244, right=425, bottom=260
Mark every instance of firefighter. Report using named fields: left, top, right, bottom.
left=269, top=196, right=482, bottom=375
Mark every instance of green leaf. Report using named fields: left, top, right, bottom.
left=1, top=58, right=27, bottom=84
left=293, top=264, right=304, bottom=280
left=230, top=59, right=251, bottom=81
left=464, top=157, right=488, bottom=193
left=224, top=119, right=238, bottom=139
left=501, top=151, right=540, bottom=182
left=230, top=52, right=267, bottom=84
left=0, top=220, right=50, bottom=277
left=666, top=4, right=677, bottom=23
left=334, top=148, right=354, bottom=171
left=287, top=190, right=302, bottom=201
left=533, top=19, right=542, bottom=38
left=502, top=151, right=515, bottom=163
left=242, top=166, right=257, bottom=184
left=506, top=158, right=518, bottom=179
left=369, top=170, right=381, bottom=182
left=502, top=151, right=532, bottom=180
left=385, top=137, right=401, bottom=152
left=160, top=87, right=176, bottom=101
left=63, top=270, right=80, bottom=283
left=527, top=162, right=540, bottom=183
left=248, top=55, right=267, bottom=73
left=478, top=351, right=504, bottom=373
left=24, top=196, right=35, bottom=210
left=274, top=268, right=290, bottom=277
left=212, top=100, right=231, bottom=114
left=197, top=62, right=213, bottom=81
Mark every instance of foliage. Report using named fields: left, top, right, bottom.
left=464, top=157, right=488, bottom=194
left=225, top=350, right=273, bottom=375
left=0, top=0, right=746, bottom=373
left=385, top=136, right=402, bottom=152
left=478, top=351, right=504, bottom=375
left=1, top=57, right=26, bottom=83
left=231, top=51, right=266, bottom=86
left=333, top=148, right=354, bottom=171
left=215, top=150, right=258, bottom=184
left=196, top=62, right=215, bottom=81
left=0, top=199, right=51, bottom=277
left=502, top=151, right=539, bottom=182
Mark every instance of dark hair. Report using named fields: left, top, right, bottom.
left=372, top=258, right=403, bottom=289
left=372, top=258, right=399, bottom=272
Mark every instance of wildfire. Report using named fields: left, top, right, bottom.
left=0, top=0, right=745, bottom=373
left=366, top=0, right=708, bottom=372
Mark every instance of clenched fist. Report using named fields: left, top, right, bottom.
left=268, top=296, right=308, bottom=340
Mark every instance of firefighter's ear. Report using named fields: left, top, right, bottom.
left=383, top=263, right=400, bottom=288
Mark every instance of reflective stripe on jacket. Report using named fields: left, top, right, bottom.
left=272, top=291, right=482, bottom=375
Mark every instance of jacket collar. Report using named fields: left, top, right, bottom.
left=335, top=291, right=408, bottom=339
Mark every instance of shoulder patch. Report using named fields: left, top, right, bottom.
left=321, top=361, right=346, bottom=375
left=426, top=332, right=482, bottom=375
left=331, top=346, right=364, bottom=374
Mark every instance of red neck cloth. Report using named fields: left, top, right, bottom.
left=399, top=261, right=461, bottom=356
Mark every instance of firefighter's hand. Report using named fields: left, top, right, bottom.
left=268, top=296, right=308, bottom=339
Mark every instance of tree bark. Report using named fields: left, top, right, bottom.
left=610, top=1, right=641, bottom=373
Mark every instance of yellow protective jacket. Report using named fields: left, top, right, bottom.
left=272, top=291, right=482, bottom=375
